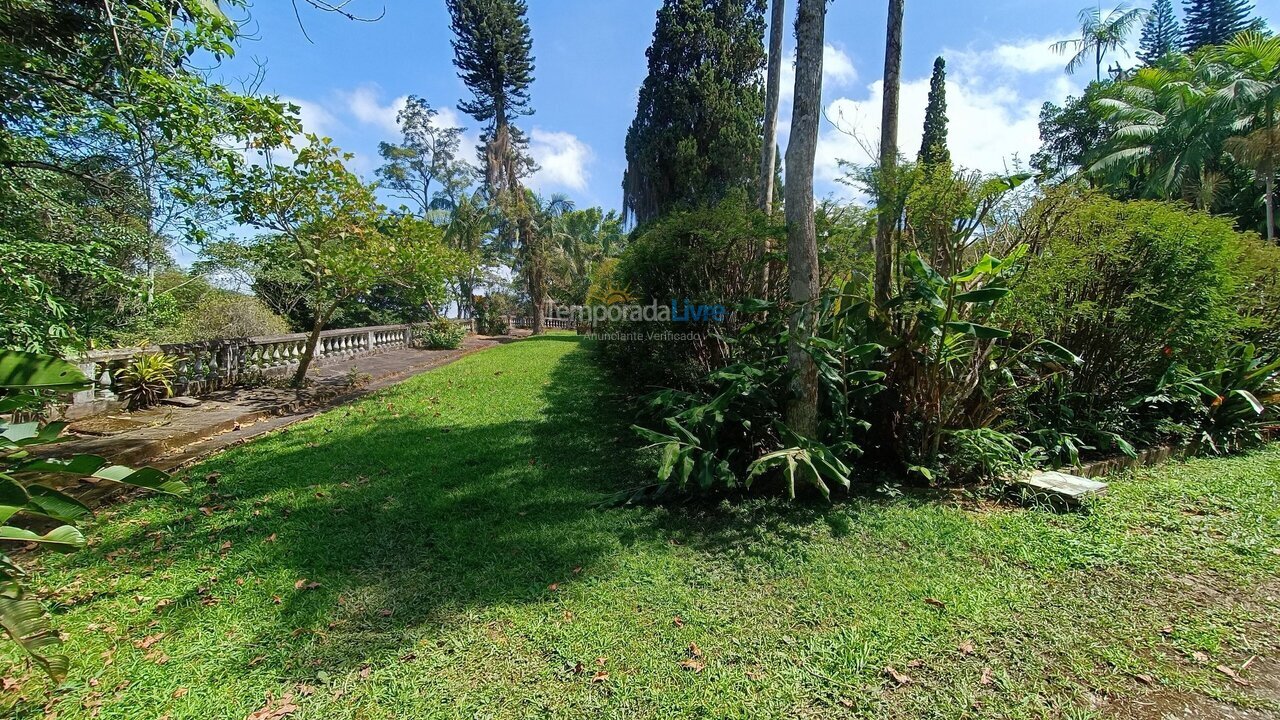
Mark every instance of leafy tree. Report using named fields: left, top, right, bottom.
left=1031, top=85, right=1113, bottom=181
left=918, top=57, right=951, bottom=167
left=0, top=1, right=295, bottom=351
left=622, top=0, right=767, bottom=225
left=1213, top=32, right=1280, bottom=240
left=376, top=96, right=474, bottom=216
left=1183, top=0, right=1256, bottom=52
left=1139, top=0, right=1184, bottom=65
left=445, top=0, right=545, bottom=331
left=230, top=136, right=461, bottom=386
left=1051, top=4, right=1148, bottom=82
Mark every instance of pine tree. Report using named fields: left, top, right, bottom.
left=446, top=0, right=537, bottom=192
left=446, top=0, right=545, bottom=330
left=1139, top=0, right=1183, bottom=63
left=1182, top=0, right=1254, bottom=52
left=917, top=57, right=950, bottom=167
left=622, top=0, right=767, bottom=225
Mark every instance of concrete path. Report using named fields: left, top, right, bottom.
left=49, top=335, right=519, bottom=473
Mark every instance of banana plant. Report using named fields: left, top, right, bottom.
left=890, top=247, right=1082, bottom=470
left=0, top=351, right=186, bottom=682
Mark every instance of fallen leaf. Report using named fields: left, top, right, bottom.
left=571, top=661, right=584, bottom=675
left=688, top=643, right=703, bottom=659
left=134, top=633, right=165, bottom=650
left=199, top=507, right=213, bottom=517
left=1159, top=625, right=1173, bottom=635
left=680, top=658, right=705, bottom=672
left=379, top=609, right=392, bottom=617
left=248, top=655, right=266, bottom=667
left=590, top=670, right=609, bottom=683
left=358, top=665, right=371, bottom=680
left=923, top=597, right=946, bottom=610
left=272, top=596, right=282, bottom=605
left=595, top=656, right=608, bottom=667
left=1216, top=664, right=1251, bottom=686
left=906, top=659, right=924, bottom=669
left=547, top=583, right=559, bottom=591
left=572, top=566, right=582, bottom=574
left=745, top=669, right=763, bottom=681
left=885, top=666, right=912, bottom=685
left=673, top=616, right=684, bottom=628
left=296, top=684, right=316, bottom=697
left=171, top=688, right=188, bottom=699
left=979, top=667, right=993, bottom=686
left=265, top=534, right=277, bottom=543
left=205, top=472, right=221, bottom=484
left=1135, top=674, right=1155, bottom=686
left=958, top=640, right=975, bottom=656
left=1, top=677, right=18, bottom=692
left=838, top=698, right=854, bottom=708
left=1192, top=651, right=1210, bottom=663
left=244, top=693, right=298, bottom=720
left=220, top=541, right=232, bottom=553
left=293, top=579, right=320, bottom=591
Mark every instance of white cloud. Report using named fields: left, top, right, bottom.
left=780, top=43, right=859, bottom=109
left=528, top=128, right=594, bottom=192
left=339, top=85, right=408, bottom=137
left=951, top=34, right=1072, bottom=77
left=281, top=95, right=339, bottom=138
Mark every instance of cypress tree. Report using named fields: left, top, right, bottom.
left=622, top=0, right=767, bottom=225
left=917, top=56, right=950, bottom=167
left=1139, top=0, right=1183, bottom=64
left=1182, top=0, right=1254, bottom=52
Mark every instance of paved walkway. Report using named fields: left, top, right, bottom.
left=51, top=335, right=520, bottom=473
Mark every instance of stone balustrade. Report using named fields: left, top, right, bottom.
left=64, top=320, right=472, bottom=420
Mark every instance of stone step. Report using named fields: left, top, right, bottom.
left=1016, top=471, right=1108, bottom=507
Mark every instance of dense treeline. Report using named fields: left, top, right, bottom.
left=603, top=0, right=1280, bottom=496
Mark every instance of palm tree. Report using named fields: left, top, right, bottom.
left=523, top=192, right=574, bottom=327
left=1091, top=64, right=1232, bottom=206
left=1051, top=4, right=1148, bottom=82
left=1212, top=32, right=1280, bottom=240
left=444, top=190, right=498, bottom=317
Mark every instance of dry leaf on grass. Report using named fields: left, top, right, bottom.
left=133, top=633, right=165, bottom=650
left=958, top=640, right=975, bottom=656
left=171, top=688, right=188, bottom=699
left=979, top=667, right=993, bottom=686
left=680, top=658, right=705, bottom=672
left=245, top=692, right=298, bottom=720
left=293, top=579, right=320, bottom=591
left=590, top=671, right=609, bottom=683
left=884, top=666, right=912, bottom=686
left=1216, top=664, right=1250, bottom=685
left=923, top=597, right=946, bottom=610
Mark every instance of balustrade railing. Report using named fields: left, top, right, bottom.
left=65, top=320, right=472, bottom=419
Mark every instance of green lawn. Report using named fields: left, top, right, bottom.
left=3, top=334, right=1279, bottom=719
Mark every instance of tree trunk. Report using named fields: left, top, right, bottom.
left=783, top=0, right=827, bottom=438
left=760, top=0, right=785, bottom=215
left=758, top=0, right=786, bottom=299
left=520, top=212, right=545, bottom=335
left=292, top=305, right=334, bottom=388
left=873, top=0, right=905, bottom=309
left=1266, top=172, right=1275, bottom=243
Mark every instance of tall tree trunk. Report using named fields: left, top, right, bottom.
left=784, top=0, right=826, bottom=437
left=758, top=0, right=786, bottom=299
left=1266, top=172, right=1275, bottom=243
left=520, top=212, right=545, bottom=335
left=760, top=0, right=785, bottom=215
left=873, top=0, right=905, bottom=309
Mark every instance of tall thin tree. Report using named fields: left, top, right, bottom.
left=1183, top=0, right=1255, bottom=53
left=1138, top=0, right=1183, bottom=65
left=873, top=0, right=904, bottom=309
left=1051, top=4, right=1147, bottom=82
left=446, top=0, right=545, bottom=332
left=918, top=56, right=950, bottom=167
left=784, top=0, right=827, bottom=437
left=760, top=0, right=785, bottom=214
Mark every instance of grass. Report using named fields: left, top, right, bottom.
left=2, top=334, right=1279, bottom=719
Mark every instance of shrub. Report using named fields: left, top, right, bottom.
left=598, top=192, right=779, bottom=390
left=177, top=291, right=292, bottom=341
left=115, top=353, right=176, bottom=409
left=416, top=318, right=467, bottom=350
left=472, top=293, right=513, bottom=336
left=0, top=351, right=186, bottom=680
left=1006, top=191, right=1248, bottom=405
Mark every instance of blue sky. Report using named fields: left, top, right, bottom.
left=215, top=0, right=1280, bottom=213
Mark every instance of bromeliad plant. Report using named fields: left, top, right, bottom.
left=115, top=352, right=177, bottom=409
left=1146, top=343, right=1280, bottom=454
left=1, top=351, right=186, bottom=682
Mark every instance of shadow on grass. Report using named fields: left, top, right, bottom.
left=58, top=337, right=650, bottom=680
